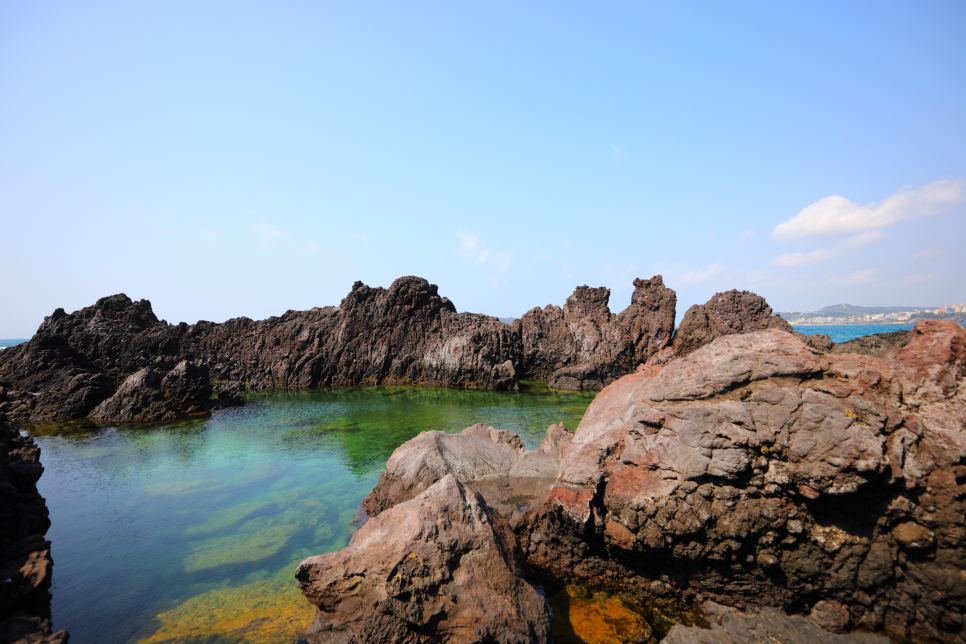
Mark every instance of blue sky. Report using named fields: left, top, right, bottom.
left=2, top=1, right=964, bottom=336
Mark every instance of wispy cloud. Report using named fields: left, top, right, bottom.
left=253, top=223, right=285, bottom=249
left=456, top=229, right=513, bottom=273
left=900, top=272, right=937, bottom=285
left=680, top=263, right=724, bottom=284
left=771, top=229, right=885, bottom=267
left=914, top=248, right=943, bottom=260
left=202, top=228, right=217, bottom=240
left=613, top=146, right=623, bottom=162
left=772, top=179, right=964, bottom=241
left=828, top=269, right=878, bottom=287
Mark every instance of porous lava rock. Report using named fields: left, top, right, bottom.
left=296, top=475, right=551, bottom=644
left=89, top=360, right=214, bottom=424
left=671, top=289, right=794, bottom=359
left=548, top=363, right=607, bottom=391
left=516, top=276, right=676, bottom=387
left=526, top=320, right=966, bottom=643
left=364, top=422, right=572, bottom=531
left=0, top=413, right=68, bottom=644
left=831, top=329, right=912, bottom=357
left=662, top=601, right=888, bottom=644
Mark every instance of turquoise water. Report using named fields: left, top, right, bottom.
left=792, top=323, right=916, bottom=343
left=0, top=338, right=28, bottom=350
left=32, top=386, right=595, bottom=644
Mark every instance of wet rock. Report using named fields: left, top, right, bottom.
left=296, top=475, right=550, bottom=644
left=663, top=601, right=887, bottom=644
left=0, top=413, right=68, bottom=643
left=364, top=422, right=572, bottom=531
left=527, top=320, right=966, bottom=643
left=89, top=360, right=213, bottom=423
left=671, top=289, right=794, bottom=358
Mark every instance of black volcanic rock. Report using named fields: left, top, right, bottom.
left=0, top=413, right=68, bottom=643
left=831, top=329, right=912, bottom=356
left=89, top=360, right=215, bottom=424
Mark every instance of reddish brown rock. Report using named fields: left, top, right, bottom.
left=526, top=321, right=966, bottom=643
left=517, top=275, right=676, bottom=387
left=364, top=422, right=572, bottom=531
left=296, top=475, right=550, bottom=644
left=671, top=289, right=794, bottom=359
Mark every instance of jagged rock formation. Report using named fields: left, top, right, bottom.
left=831, top=329, right=912, bottom=356
left=516, top=276, right=677, bottom=384
left=670, top=289, right=794, bottom=359
left=525, top=320, right=966, bottom=643
left=0, top=275, right=680, bottom=421
left=296, top=475, right=551, bottom=644
left=89, top=360, right=221, bottom=424
left=364, top=422, right=572, bottom=531
left=0, top=413, right=68, bottom=644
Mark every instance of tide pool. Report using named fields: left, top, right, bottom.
left=32, top=386, right=595, bottom=644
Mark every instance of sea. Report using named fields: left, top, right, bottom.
left=0, top=338, right=28, bottom=350
left=791, top=323, right=917, bottom=343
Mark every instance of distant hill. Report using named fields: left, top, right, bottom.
left=814, top=304, right=933, bottom=316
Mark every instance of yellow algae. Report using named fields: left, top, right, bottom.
left=138, top=577, right=313, bottom=644
left=185, top=500, right=274, bottom=536
left=184, top=519, right=300, bottom=573
left=552, top=585, right=651, bottom=644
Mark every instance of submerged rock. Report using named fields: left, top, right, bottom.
left=0, top=413, right=68, bottom=643
left=527, top=320, right=966, bottom=643
left=296, top=475, right=550, bottom=644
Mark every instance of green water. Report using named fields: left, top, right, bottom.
left=32, top=386, right=595, bottom=644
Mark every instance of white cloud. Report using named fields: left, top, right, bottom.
left=771, top=229, right=886, bottom=267
left=828, top=269, right=878, bottom=287
left=680, top=263, right=724, bottom=284
left=900, top=272, right=937, bottom=285
left=253, top=223, right=285, bottom=248
left=914, top=248, right=943, bottom=260
left=456, top=230, right=512, bottom=273
left=772, top=179, right=964, bottom=241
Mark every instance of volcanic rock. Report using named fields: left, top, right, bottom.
left=296, top=475, right=551, bottom=644
left=671, top=289, right=794, bottom=359
left=364, top=422, right=572, bottom=531
left=662, top=601, right=888, bottom=644
left=526, top=320, right=966, bottom=643
left=831, top=329, right=912, bottom=356
left=548, top=363, right=607, bottom=391
left=516, top=275, right=676, bottom=386
left=89, top=360, right=214, bottom=424
left=0, top=413, right=68, bottom=643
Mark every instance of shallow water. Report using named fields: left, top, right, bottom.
left=33, top=386, right=595, bottom=644
left=792, top=322, right=916, bottom=343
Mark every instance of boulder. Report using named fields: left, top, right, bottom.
left=527, top=320, right=966, bottom=643
left=296, top=475, right=550, bottom=644
left=831, top=329, right=912, bottom=356
left=89, top=360, right=213, bottom=423
left=364, top=422, right=572, bottom=531
left=548, top=363, right=607, bottom=391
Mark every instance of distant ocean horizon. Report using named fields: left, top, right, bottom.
left=0, top=339, right=28, bottom=351
left=792, top=323, right=918, bottom=343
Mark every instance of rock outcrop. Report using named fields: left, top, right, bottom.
left=831, top=329, right=912, bottom=356
left=0, top=275, right=680, bottom=422
left=517, top=276, right=677, bottom=386
left=364, top=422, right=573, bottom=531
left=88, top=360, right=215, bottom=424
left=296, top=475, right=550, bottom=644
left=525, top=320, right=966, bottom=643
left=670, top=289, right=795, bottom=359
left=0, top=413, right=68, bottom=643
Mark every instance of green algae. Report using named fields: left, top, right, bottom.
left=185, top=501, right=275, bottom=536
left=183, top=519, right=301, bottom=573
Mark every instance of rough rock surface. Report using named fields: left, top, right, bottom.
left=831, top=329, right=912, bottom=356
left=671, top=289, right=794, bottom=359
left=516, top=276, right=677, bottom=385
left=296, top=475, right=550, bottom=644
left=662, top=601, right=888, bottom=644
left=0, top=414, right=68, bottom=644
left=0, top=275, right=679, bottom=421
left=548, top=363, right=607, bottom=391
left=364, top=422, right=572, bottom=531
left=526, top=320, right=966, bottom=643
left=88, top=360, right=215, bottom=423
